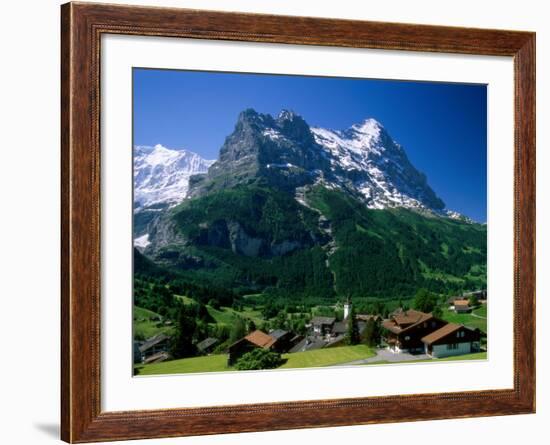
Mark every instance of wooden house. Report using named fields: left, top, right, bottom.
left=138, top=333, right=171, bottom=359
left=268, top=329, right=294, bottom=353
left=452, top=299, right=472, bottom=313
left=381, top=309, right=447, bottom=354
left=196, top=337, right=219, bottom=354
left=143, top=351, right=171, bottom=364
left=310, top=316, right=335, bottom=335
left=227, top=330, right=276, bottom=365
left=422, top=323, right=481, bottom=358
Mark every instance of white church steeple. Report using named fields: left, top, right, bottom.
left=343, top=298, right=352, bottom=320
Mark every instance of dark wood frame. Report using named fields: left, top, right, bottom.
left=61, top=2, right=536, bottom=442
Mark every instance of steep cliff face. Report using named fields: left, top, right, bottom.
left=144, top=185, right=322, bottom=260
left=186, top=109, right=448, bottom=215
left=187, top=109, right=332, bottom=197
left=136, top=108, right=485, bottom=299
left=137, top=109, right=455, bottom=219
left=142, top=109, right=462, bottom=262
left=311, top=119, right=445, bottom=211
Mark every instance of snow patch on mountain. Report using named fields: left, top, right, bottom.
left=134, top=233, right=150, bottom=249
left=445, top=210, right=474, bottom=223
left=134, top=144, right=215, bottom=209
left=310, top=118, right=453, bottom=215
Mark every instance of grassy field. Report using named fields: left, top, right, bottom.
left=473, top=304, right=487, bottom=318
left=133, top=306, right=174, bottom=339
left=175, top=295, right=196, bottom=305
left=437, top=351, right=487, bottom=361
left=136, top=354, right=230, bottom=375
left=360, top=351, right=487, bottom=366
left=175, top=294, right=265, bottom=327
left=280, top=345, right=375, bottom=369
left=440, top=303, right=487, bottom=333
left=134, top=306, right=160, bottom=319
left=135, top=346, right=481, bottom=375
left=206, top=305, right=264, bottom=326
left=136, top=344, right=376, bottom=375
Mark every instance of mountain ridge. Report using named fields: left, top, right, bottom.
left=185, top=109, right=469, bottom=220
left=134, top=109, right=486, bottom=300
left=134, top=109, right=473, bottom=222
left=134, top=144, right=215, bottom=211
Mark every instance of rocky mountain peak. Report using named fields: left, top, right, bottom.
left=275, top=109, right=314, bottom=145
left=350, top=118, right=383, bottom=137
left=138, top=108, right=464, bottom=219
left=277, top=109, right=299, bottom=121
left=133, top=144, right=214, bottom=210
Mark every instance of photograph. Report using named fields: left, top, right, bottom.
left=132, top=69, right=488, bottom=376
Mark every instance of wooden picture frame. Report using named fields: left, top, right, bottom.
left=61, top=2, right=535, bottom=442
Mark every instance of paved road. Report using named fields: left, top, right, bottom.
left=337, top=349, right=431, bottom=366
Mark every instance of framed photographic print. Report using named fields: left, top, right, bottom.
left=61, top=2, right=535, bottom=442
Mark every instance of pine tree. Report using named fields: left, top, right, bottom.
left=347, top=306, right=360, bottom=345
left=432, top=305, right=443, bottom=319
left=171, top=306, right=197, bottom=359
left=229, top=317, right=247, bottom=343
left=413, top=288, right=438, bottom=313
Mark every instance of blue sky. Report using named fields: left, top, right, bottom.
left=133, top=68, right=487, bottom=222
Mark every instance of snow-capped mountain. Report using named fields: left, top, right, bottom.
left=311, top=118, right=445, bottom=212
left=134, top=144, right=215, bottom=210
left=187, top=109, right=464, bottom=219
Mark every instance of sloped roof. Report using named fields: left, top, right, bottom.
left=289, top=337, right=325, bottom=353
left=393, top=309, right=431, bottom=326
left=196, top=337, right=218, bottom=351
left=269, top=329, right=289, bottom=340
left=311, top=316, right=335, bottom=325
left=139, top=333, right=171, bottom=353
left=333, top=321, right=348, bottom=334
left=356, top=314, right=381, bottom=322
left=422, top=323, right=461, bottom=345
left=143, top=351, right=170, bottom=364
left=245, top=330, right=276, bottom=348
left=288, top=338, right=307, bottom=353
left=382, top=310, right=433, bottom=334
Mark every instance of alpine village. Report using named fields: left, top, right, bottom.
left=133, top=109, right=487, bottom=375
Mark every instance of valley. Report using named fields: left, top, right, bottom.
left=132, top=108, right=487, bottom=374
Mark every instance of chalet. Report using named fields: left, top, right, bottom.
left=311, top=316, right=335, bottom=335
left=381, top=309, right=447, bottom=354
left=447, top=290, right=487, bottom=305
left=143, top=351, right=170, bottom=364
left=139, top=333, right=171, bottom=359
left=227, top=330, right=276, bottom=365
left=289, top=336, right=326, bottom=353
left=268, top=329, right=294, bottom=353
left=332, top=319, right=367, bottom=337
left=332, top=321, right=348, bottom=336
left=447, top=295, right=461, bottom=305
left=196, top=337, right=219, bottom=354
left=422, top=323, right=481, bottom=358
left=452, top=299, right=472, bottom=313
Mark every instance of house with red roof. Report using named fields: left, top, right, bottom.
left=227, top=330, right=278, bottom=365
